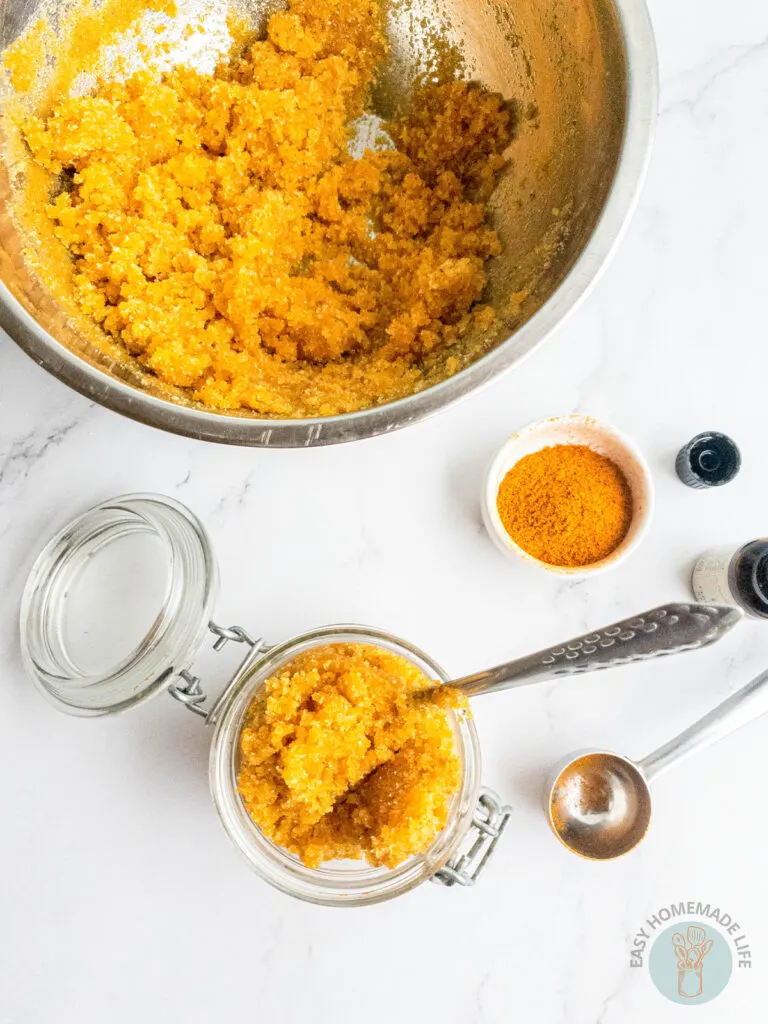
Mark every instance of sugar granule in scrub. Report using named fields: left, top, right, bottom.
left=496, top=444, right=633, bottom=567
left=237, top=643, right=466, bottom=869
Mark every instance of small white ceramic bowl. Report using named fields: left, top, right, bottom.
left=482, top=414, right=654, bottom=577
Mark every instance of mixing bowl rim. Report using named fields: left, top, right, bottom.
left=0, top=0, right=659, bottom=447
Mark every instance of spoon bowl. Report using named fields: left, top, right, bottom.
left=546, top=750, right=652, bottom=859
left=545, top=665, right=768, bottom=861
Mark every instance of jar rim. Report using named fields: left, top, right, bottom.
left=208, top=625, right=483, bottom=906
left=20, top=493, right=219, bottom=716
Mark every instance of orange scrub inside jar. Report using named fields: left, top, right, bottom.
left=237, top=643, right=466, bottom=868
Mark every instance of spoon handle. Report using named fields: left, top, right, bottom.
left=639, top=666, right=768, bottom=782
left=449, top=603, right=741, bottom=698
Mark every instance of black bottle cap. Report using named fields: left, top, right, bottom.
left=732, top=542, right=768, bottom=618
left=676, top=432, right=741, bottom=488
left=753, top=552, right=768, bottom=610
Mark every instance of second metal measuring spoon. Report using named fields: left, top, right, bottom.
left=546, top=664, right=768, bottom=860
left=426, top=603, right=740, bottom=698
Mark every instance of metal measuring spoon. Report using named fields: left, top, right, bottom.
left=546, top=664, right=768, bottom=859
left=426, top=603, right=740, bottom=698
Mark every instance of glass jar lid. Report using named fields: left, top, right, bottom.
left=20, top=493, right=219, bottom=716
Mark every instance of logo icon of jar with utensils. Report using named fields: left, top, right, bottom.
left=648, top=920, right=732, bottom=1004
left=673, top=925, right=714, bottom=998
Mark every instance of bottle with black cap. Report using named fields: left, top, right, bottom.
left=676, top=432, right=741, bottom=488
left=692, top=541, right=768, bottom=619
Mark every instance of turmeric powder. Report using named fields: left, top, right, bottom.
left=496, top=444, right=632, bottom=567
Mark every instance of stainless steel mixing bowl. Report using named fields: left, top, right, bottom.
left=0, top=0, right=657, bottom=446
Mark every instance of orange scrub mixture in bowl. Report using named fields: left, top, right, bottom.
left=18, top=0, right=513, bottom=417
left=237, top=643, right=466, bottom=868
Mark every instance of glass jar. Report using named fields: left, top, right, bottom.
left=20, top=493, right=511, bottom=906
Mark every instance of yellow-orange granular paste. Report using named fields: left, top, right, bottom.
left=496, top=443, right=633, bottom=567
left=21, top=0, right=512, bottom=417
left=237, top=643, right=466, bottom=868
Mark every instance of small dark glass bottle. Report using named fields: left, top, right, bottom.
left=692, top=541, right=768, bottom=619
left=676, top=432, right=741, bottom=488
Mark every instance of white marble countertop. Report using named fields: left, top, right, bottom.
left=1, top=0, right=767, bottom=1019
